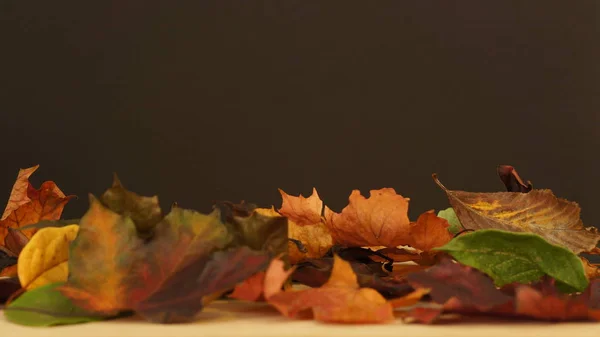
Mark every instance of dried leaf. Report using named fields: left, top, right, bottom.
left=0, top=247, right=17, bottom=270
left=389, top=288, right=430, bottom=308
left=1, top=165, right=39, bottom=220
left=405, top=258, right=512, bottom=310
left=268, top=255, right=394, bottom=323
left=278, top=188, right=323, bottom=227
left=292, top=257, right=412, bottom=299
left=216, top=204, right=288, bottom=260
left=497, top=165, right=533, bottom=193
left=513, top=279, right=600, bottom=321
left=0, top=166, right=75, bottom=245
left=60, top=183, right=271, bottom=323
left=324, top=188, right=410, bottom=247
left=433, top=174, right=600, bottom=254
left=275, top=189, right=333, bottom=264
left=5, top=228, right=29, bottom=256
left=18, top=225, right=79, bottom=290
left=229, top=258, right=295, bottom=301
left=0, top=264, right=18, bottom=278
left=582, top=257, right=600, bottom=280
left=408, top=211, right=453, bottom=252
left=437, top=229, right=589, bottom=292
left=0, top=276, right=21, bottom=303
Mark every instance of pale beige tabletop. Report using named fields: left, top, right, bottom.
left=1, top=300, right=599, bottom=337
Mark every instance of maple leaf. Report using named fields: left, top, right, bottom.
left=497, top=165, right=533, bottom=193
left=0, top=165, right=75, bottom=245
left=433, top=174, right=600, bottom=254
left=276, top=189, right=333, bottom=264
left=229, top=257, right=295, bottom=302
left=324, top=188, right=411, bottom=247
left=59, top=178, right=271, bottom=323
left=4, top=228, right=29, bottom=256
left=214, top=202, right=288, bottom=261
left=267, top=255, right=395, bottom=323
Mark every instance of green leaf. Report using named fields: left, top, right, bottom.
left=435, top=229, right=588, bottom=293
left=437, top=208, right=462, bottom=234
left=4, top=282, right=108, bottom=326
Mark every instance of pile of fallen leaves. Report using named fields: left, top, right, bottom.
left=1, top=164, right=600, bottom=326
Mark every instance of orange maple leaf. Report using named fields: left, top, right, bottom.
left=324, top=188, right=410, bottom=247
left=229, top=258, right=295, bottom=302
left=267, top=255, right=394, bottom=323
left=276, top=189, right=333, bottom=264
left=0, top=166, right=75, bottom=245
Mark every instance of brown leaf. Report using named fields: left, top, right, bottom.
left=389, top=288, right=430, bottom=308
left=408, top=211, right=453, bottom=252
left=433, top=174, right=600, bottom=254
left=291, top=257, right=413, bottom=299
left=1, top=166, right=39, bottom=220
left=278, top=188, right=323, bottom=227
left=582, top=257, right=600, bottom=280
left=268, top=255, right=395, bottom=323
left=275, top=189, right=333, bottom=264
left=229, top=258, right=295, bottom=302
left=513, top=280, right=600, bottom=321
left=60, top=182, right=272, bottom=323
left=324, top=188, right=411, bottom=247
left=0, top=166, right=74, bottom=245
left=4, top=228, right=29, bottom=256
left=405, top=259, right=512, bottom=311
left=497, top=165, right=533, bottom=193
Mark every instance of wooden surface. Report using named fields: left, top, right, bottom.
left=1, top=300, right=599, bottom=337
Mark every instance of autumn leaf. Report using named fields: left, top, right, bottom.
left=0, top=165, right=75, bottom=245
left=291, top=256, right=412, bottom=299
left=433, top=174, right=600, bottom=254
left=0, top=277, right=21, bottom=303
left=4, top=228, right=29, bottom=256
left=278, top=188, right=323, bottom=227
left=581, top=257, right=600, bottom=280
left=229, top=258, right=295, bottom=301
left=497, top=165, right=532, bottom=193
left=18, top=225, right=79, bottom=290
left=405, top=258, right=512, bottom=311
left=268, top=255, right=394, bottom=323
left=407, top=211, right=453, bottom=252
left=436, top=229, right=589, bottom=292
left=324, top=188, right=411, bottom=247
left=276, top=189, right=333, bottom=264
left=513, top=279, right=600, bottom=321
left=215, top=203, right=288, bottom=261
left=60, top=179, right=271, bottom=323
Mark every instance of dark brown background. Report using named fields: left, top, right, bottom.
left=1, top=2, right=598, bottom=226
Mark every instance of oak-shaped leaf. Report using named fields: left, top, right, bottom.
left=276, top=189, right=333, bottom=264
left=497, top=165, right=533, bottom=193
left=214, top=202, right=288, bottom=262
left=436, top=229, right=589, bottom=292
left=60, top=185, right=271, bottom=323
left=267, top=255, right=395, bottom=323
left=324, top=188, right=410, bottom=247
left=0, top=165, right=75, bottom=245
left=229, top=258, right=295, bottom=301
left=433, top=174, right=600, bottom=254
